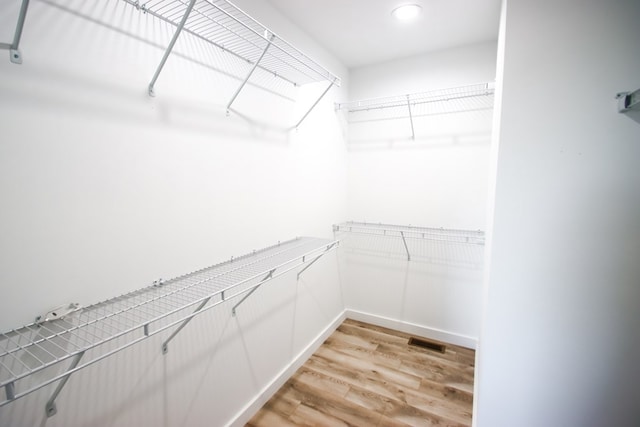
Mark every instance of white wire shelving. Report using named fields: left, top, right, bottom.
left=123, top=0, right=341, bottom=129
left=0, top=0, right=29, bottom=64
left=335, top=82, right=495, bottom=140
left=0, top=237, right=337, bottom=417
left=334, top=221, right=484, bottom=267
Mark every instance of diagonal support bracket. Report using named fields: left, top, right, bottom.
left=148, top=0, right=196, bottom=96
left=226, top=33, right=275, bottom=114
left=162, top=296, right=212, bottom=354
left=291, top=78, right=337, bottom=131
left=406, top=95, right=415, bottom=140
left=1, top=0, right=30, bottom=64
left=400, top=231, right=411, bottom=261
left=232, top=269, right=275, bottom=316
left=45, top=351, right=85, bottom=417
left=297, top=242, right=337, bottom=281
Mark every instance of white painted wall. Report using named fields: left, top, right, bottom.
left=338, top=42, right=497, bottom=346
left=347, top=42, right=497, bottom=229
left=0, top=0, right=347, bottom=425
left=476, top=0, right=640, bottom=426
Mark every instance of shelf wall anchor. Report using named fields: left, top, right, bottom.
left=0, top=0, right=30, bottom=64
left=45, top=351, right=85, bottom=418
left=147, top=0, right=196, bottom=97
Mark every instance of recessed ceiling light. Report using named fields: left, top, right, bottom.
left=392, top=4, right=422, bottom=21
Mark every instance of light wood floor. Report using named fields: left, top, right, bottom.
left=247, top=319, right=475, bottom=427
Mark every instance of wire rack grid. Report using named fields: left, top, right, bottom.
left=0, top=236, right=337, bottom=410
left=336, top=82, right=494, bottom=122
left=334, top=222, right=485, bottom=268
left=125, top=0, right=340, bottom=88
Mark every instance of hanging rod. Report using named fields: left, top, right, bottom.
left=0, top=0, right=30, bottom=64
left=0, top=237, right=337, bottom=415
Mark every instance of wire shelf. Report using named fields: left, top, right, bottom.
left=125, top=0, right=340, bottom=88
left=337, top=82, right=494, bottom=117
left=334, top=222, right=485, bottom=268
left=0, top=237, right=337, bottom=412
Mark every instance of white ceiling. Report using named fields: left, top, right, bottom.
left=265, top=0, right=502, bottom=69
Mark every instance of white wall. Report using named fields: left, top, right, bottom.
left=477, top=0, right=640, bottom=426
left=0, top=0, right=347, bottom=425
left=347, top=41, right=497, bottom=229
left=338, top=42, right=497, bottom=346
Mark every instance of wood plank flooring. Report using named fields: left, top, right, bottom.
left=247, top=319, right=475, bottom=427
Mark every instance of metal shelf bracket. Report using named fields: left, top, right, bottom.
left=45, top=351, right=85, bottom=418
left=148, top=0, right=197, bottom=97
left=291, top=78, right=337, bottom=131
left=1, top=0, right=30, bottom=64
left=162, top=296, right=212, bottom=355
left=400, top=231, right=411, bottom=261
left=226, top=33, right=276, bottom=115
left=232, top=269, right=276, bottom=316
left=406, top=95, right=415, bottom=140
left=297, top=242, right=337, bottom=280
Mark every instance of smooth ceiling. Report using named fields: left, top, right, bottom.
left=266, top=0, right=502, bottom=68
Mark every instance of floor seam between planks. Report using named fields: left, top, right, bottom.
left=247, top=318, right=475, bottom=427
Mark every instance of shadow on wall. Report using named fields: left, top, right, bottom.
left=346, top=131, right=493, bottom=152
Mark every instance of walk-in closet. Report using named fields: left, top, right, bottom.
left=1, top=0, right=639, bottom=426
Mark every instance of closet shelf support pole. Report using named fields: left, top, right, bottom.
left=400, top=231, right=411, bottom=261
left=406, top=95, right=415, bottom=140
left=232, top=269, right=276, bottom=316
left=292, top=78, right=336, bottom=131
left=147, top=0, right=196, bottom=97
left=297, top=242, right=337, bottom=280
left=226, top=34, right=276, bottom=115
left=162, top=296, right=212, bottom=355
left=0, top=0, right=30, bottom=64
left=45, top=351, right=85, bottom=418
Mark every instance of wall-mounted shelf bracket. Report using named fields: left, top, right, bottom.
left=226, top=33, right=275, bottom=114
left=297, top=242, right=337, bottom=280
left=291, top=78, right=337, bottom=131
left=617, top=89, right=640, bottom=113
left=0, top=0, right=30, bottom=64
left=162, top=296, right=212, bottom=355
left=231, top=269, right=275, bottom=316
left=45, top=351, right=84, bottom=417
left=406, top=95, right=415, bottom=140
left=400, top=231, right=411, bottom=261
left=147, top=0, right=196, bottom=97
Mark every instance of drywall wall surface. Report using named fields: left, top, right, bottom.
left=349, top=41, right=498, bottom=101
left=476, top=1, right=640, bottom=426
left=346, top=41, right=497, bottom=230
left=0, top=0, right=347, bottom=425
left=337, top=42, right=497, bottom=345
left=337, top=232, right=484, bottom=346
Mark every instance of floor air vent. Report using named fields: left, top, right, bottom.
left=408, top=337, right=446, bottom=353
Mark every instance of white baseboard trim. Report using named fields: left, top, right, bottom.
left=227, top=310, right=347, bottom=427
left=345, top=309, right=478, bottom=350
